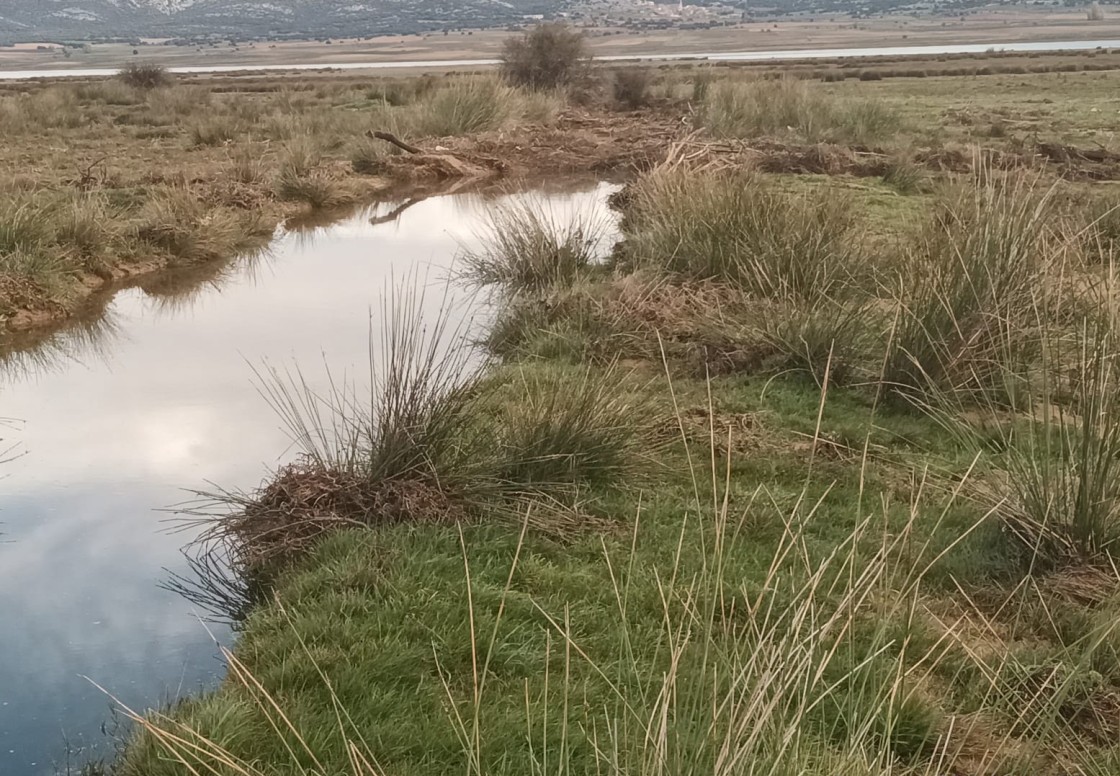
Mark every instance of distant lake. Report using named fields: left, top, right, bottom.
left=1, top=37, right=1118, bottom=80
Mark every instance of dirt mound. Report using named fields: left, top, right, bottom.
left=369, top=110, right=688, bottom=182
left=1035, top=141, right=1120, bottom=181
left=751, top=141, right=889, bottom=176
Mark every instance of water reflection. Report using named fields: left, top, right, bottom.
left=0, top=178, right=619, bottom=775
left=0, top=310, right=121, bottom=387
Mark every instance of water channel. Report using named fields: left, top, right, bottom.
left=1, top=37, right=1118, bottom=79
left=0, top=179, right=621, bottom=775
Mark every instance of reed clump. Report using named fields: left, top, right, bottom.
left=701, top=77, right=902, bottom=144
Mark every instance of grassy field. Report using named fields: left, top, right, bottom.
left=7, top=46, right=1120, bottom=776
left=0, top=67, right=571, bottom=329
left=5, top=47, right=1120, bottom=334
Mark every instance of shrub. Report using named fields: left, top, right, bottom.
left=612, top=68, right=653, bottom=110
left=500, top=23, right=591, bottom=91
left=621, top=167, right=860, bottom=302
left=117, top=62, right=171, bottom=89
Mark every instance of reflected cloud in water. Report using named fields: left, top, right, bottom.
left=0, top=178, right=620, bottom=775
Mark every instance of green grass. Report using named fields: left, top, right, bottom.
left=113, top=360, right=1120, bottom=776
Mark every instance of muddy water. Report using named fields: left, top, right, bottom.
left=0, top=180, right=621, bottom=775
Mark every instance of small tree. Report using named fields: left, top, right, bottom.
left=612, top=68, right=652, bottom=110
left=500, top=22, right=590, bottom=90
left=118, top=61, right=171, bottom=89
left=1088, top=2, right=1106, bottom=20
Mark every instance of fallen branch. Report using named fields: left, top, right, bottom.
left=367, top=130, right=424, bottom=155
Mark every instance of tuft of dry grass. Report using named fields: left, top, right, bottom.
left=701, top=77, right=902, bottom=144
left=620, top=166, right=861, bottom=301
left=189, top=115, right=243, bottom=147
left=410, top=76, right=514, bottom=138
left=350, top=137, right=387, bottom=175
left=136, top=188, right=265, bottom=264
left=461, top=199, right=609, bottom=293
left=882, top=172, right=1056, bottom=400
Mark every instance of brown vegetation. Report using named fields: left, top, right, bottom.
left=6, top=45, right=1120, bottom=336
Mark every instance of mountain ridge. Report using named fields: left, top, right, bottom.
left=0, top=0, right=559, bottom=40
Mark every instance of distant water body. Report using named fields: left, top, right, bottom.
left=1, top=37, right=1118, bottom=80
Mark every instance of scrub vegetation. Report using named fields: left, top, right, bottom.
left=10, top=25, right=1120, bottom=776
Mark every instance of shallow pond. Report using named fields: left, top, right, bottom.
left=0, top=179, right=620, bottom=775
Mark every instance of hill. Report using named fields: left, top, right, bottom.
left=0, top=0, right=561, bottom=41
